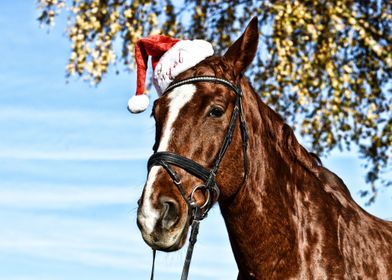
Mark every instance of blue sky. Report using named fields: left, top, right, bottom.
left=0, top=2, right=390, bottom=280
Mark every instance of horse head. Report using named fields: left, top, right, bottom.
left=137, top=18, right=259, bottom=252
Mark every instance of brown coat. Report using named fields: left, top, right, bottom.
left=137, top=17, right=392, bottom=279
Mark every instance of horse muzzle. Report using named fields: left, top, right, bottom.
left=137, top=197, right=189, bottom=252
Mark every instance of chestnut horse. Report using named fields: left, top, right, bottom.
left=136, top=17, right=392, bottom=279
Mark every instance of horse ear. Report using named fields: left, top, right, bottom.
left=224, top=17, right=259, bottom=75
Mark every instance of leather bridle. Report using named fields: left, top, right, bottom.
left=147, top=76, right=249, bottom=280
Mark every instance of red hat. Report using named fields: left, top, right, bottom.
left=128, top=35, right=214, bottom=113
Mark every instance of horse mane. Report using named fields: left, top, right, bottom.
left=256, top=91, right=356, bottom=208
left=192, top=57, right=353, bottom=200
left=244, top=80, right=355, bottom=201
left=244, top=81, right=320, bottom=172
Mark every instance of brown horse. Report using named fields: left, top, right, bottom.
left=136, top=17, right=392, bottom=279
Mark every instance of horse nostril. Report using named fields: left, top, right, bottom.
left=161, top=199, right=179, bottom=230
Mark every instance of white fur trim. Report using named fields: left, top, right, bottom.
left=152, top=40, right=214, bottom=95
left=128, top=94, right=149, bottom=113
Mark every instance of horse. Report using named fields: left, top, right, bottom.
left=136, top=17, right=392, bottom=279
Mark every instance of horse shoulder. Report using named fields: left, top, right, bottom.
left=317, top=168, right=392, bottom=277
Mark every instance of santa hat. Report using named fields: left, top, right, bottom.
left=128, top=35, right=214, bottom=113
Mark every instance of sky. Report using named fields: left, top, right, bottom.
left=0, top=2, right=391, bottom=280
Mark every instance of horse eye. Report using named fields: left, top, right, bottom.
left=209, top=107, right=224, bottom=118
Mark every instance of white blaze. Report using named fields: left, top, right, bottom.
left=139, top=84, right=196, bottom=234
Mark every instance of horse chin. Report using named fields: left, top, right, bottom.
left=141, top=216, right=190, bottom=252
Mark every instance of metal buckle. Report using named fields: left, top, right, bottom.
left=190, top=184, right=211, bottom=209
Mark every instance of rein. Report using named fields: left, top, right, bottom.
left=147, top=76, right=249, bottom=280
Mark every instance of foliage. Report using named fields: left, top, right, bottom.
left=37, top=0, right=391, bottom=203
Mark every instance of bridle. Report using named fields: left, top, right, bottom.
left=146, top=76, right=249, bottom=280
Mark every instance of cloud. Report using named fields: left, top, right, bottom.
left=0, top=209, right=237, bottom=280
left=0, top=148, right=151, bottom=161
left=0, top=106, right=154, bottom=161
left=0, top=184, right=140, bottom=209
left=0, top=181, right=237, bottom=279
left=0, top=107, right=152, bottom=127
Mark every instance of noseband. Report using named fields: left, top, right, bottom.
left=147, top=76, right=249, bottom=280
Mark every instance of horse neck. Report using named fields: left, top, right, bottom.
left=219, top=79, right=325, bottom=278
left=217, top=80, right=392, bottom=279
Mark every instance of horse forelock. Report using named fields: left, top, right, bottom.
left=175, top=55, right=237, bottom=83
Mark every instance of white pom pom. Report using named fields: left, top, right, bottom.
left=128, top=94, right=149, bottom=114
